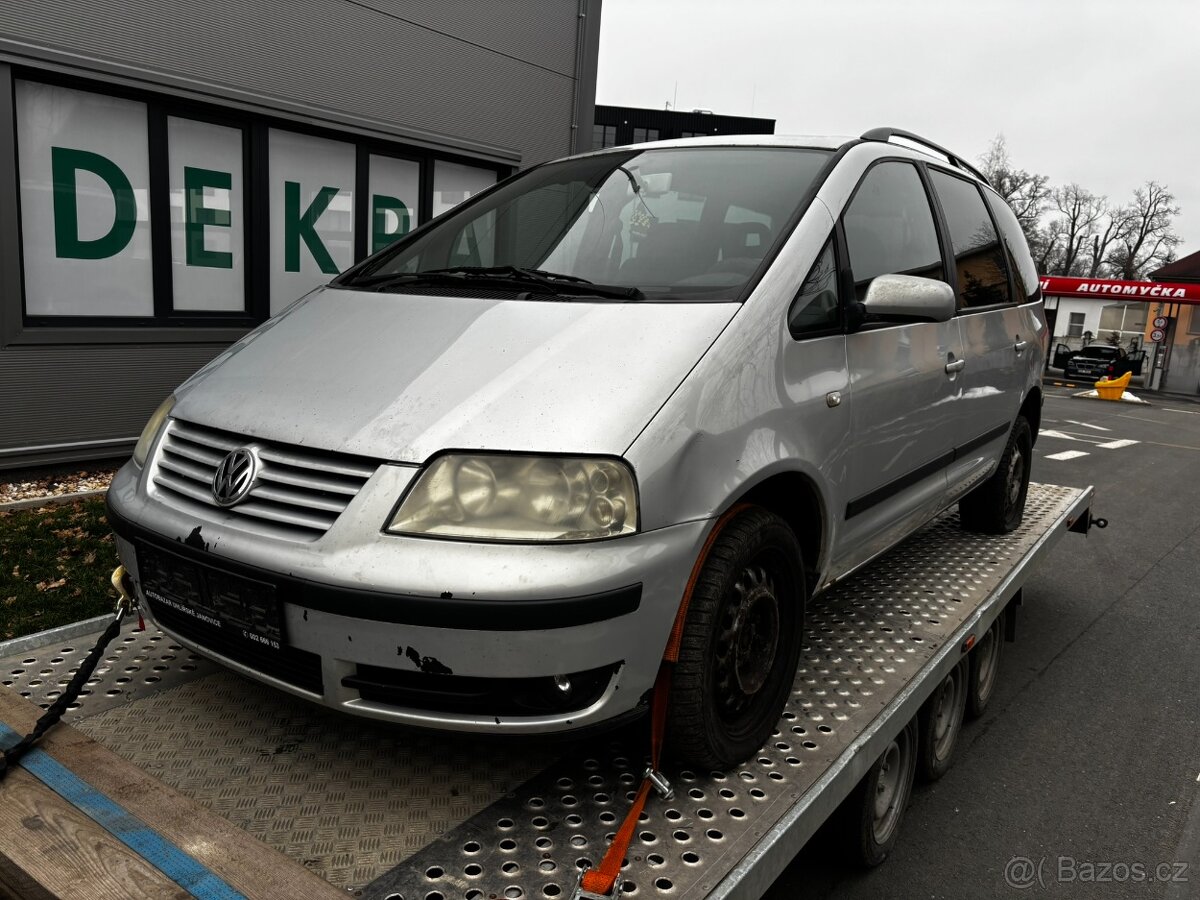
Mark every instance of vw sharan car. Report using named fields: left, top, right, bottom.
left=107, top=128, right=1046, bottom=769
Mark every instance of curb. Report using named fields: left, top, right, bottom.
left=0, top=614, right=111, bottom=658
left=0, top=488, right=108, bottom=512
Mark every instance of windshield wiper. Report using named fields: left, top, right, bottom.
left=347, top=266, right=644, bottom=301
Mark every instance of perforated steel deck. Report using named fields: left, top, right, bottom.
left=0, top=483, right=1092, bottom=899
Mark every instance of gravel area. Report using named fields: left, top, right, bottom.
left=0, top=468, right=116, bottom=504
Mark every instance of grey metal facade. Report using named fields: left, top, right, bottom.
left=0, top=0, right=602, bottom=468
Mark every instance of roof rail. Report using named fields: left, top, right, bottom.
left=860, top=127, right=992, bottom=187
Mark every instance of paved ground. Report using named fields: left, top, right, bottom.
left=766, top=385, right=1200, bottom=899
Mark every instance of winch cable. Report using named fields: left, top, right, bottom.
left=0, top=567, right=137, bottom=783
left=577, top=504, right=750, bottom=899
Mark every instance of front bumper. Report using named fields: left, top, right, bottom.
left=107, top=461, right=710, bottom=733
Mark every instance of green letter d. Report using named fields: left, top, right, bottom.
left=51, top=147, right=137, bottom=260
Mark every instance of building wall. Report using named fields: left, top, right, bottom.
left=0, top=1, right=602, bottom=468
left=1144, top=301, right=1200, bottom=394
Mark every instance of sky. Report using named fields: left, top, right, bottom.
left=596, top=0, right=1200, bottom=261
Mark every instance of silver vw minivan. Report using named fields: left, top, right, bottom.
left=108, top=129, right=1046, bottom=768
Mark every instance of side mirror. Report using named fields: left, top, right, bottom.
left=852, top=274, right=956, bottom=329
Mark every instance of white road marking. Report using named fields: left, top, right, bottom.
left=1040, top=430, right=1080, bottom=441
left=1065, top=420, right=1111, bottom=431
left=1045, top=450, right=1090, bottom=461
left=1163, top=407, right=1200, bottom=415
left=1097, top=439, right=1140, bottom=449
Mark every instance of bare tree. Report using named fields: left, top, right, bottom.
left=1105, top=182, right=1182, bottom=279
left=978, top=135, right=1051, bottom=241
left=1050, top=184, right=1106, bottom=276
left=1031, top=219, right=1064, bottom=275
left=1086, top=211, right=1129, bottom=277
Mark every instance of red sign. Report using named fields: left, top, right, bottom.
left=1151, top=328, right=1166, bottom=343
left=1039, top=275, right=1200, bottom=304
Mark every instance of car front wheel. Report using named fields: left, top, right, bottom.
left=666, top=507, right=806, bottom=771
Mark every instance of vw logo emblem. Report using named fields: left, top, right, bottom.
left=212, top=448, right=257, bottom=507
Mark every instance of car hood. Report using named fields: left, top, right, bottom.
left=173, top=287, right=738, bottom=463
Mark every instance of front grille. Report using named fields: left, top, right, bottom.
left=151, top=419, right=378, bottom=541
left=148, top=594, right=324, bottom=695
left=343, top=663, right=620, bottom=716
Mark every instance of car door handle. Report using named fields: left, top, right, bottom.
left=1014, top=340, right=1030, bottom=352
left=945, top=359, right=966, bottom=374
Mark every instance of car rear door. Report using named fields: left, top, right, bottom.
left=834, top=160, right=965, bottom=577
left=926, top=168, right=1026, bottom=499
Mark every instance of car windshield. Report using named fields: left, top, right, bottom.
left=340, top=147, right=833, bottom=301
left=1081, top=346, right=1121, bottom=358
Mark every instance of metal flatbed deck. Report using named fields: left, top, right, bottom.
left=0, top=483, right=1094, bottom=900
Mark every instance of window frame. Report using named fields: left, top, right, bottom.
left=0, top=65, right=511, bottom=346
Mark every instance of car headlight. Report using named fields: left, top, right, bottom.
left=132, top=395, right=176, bottom=467
left=387, top=454, right=638, bottom=541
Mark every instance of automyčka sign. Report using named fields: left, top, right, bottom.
left=1040, top=275, right=1200, bottom=304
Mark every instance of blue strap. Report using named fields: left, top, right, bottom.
left=0, top=723, right=246, bottom=899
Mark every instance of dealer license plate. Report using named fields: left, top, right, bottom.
left=137, top=544, right=284, bottom=652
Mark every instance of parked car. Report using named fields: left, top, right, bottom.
left=108, top=128, right=1046, bottom=769
left=1063, top=343, right=1144, bottom=380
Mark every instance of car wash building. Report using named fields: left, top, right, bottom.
left=0, top=1, right=602, bottom=469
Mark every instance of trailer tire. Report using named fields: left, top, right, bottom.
left=959, top=416, right=1033, bottom=534
left=916, top=659, right=968, bottom=782
left=666, top=507, right=805, bottom=771
left=966, top=614, right=1005, bottom=719
left=837, top=717, right=918, bottom=868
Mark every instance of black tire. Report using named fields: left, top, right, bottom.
left=666, top=507, right=806, bottom=771
left=959, top=416, right=1033, bottom=534
left=836, top=717, right=919, bottom=868
left=966, top=614, right=1005, bottom=719
left=916, top=659, right=968, bottom=782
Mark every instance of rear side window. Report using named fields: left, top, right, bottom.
left=984, top=189, right=1040, bottom=302
left=929, top=170, right=1011, bottom=308
left=842, top=162, right=943, bottom=301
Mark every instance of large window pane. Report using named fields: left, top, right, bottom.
left=16, top=81, right=153, bottom=316
left=168, top=117, right=245, bottom=311
left=433, top=161, right=496, bottom=218
left=929, top=170, right=1011, bottom=308
left=269, top=129, right=355, bottom=314
left=368, top=155, right=420, bottom=254
left=843, top=162, right=942, bottom=300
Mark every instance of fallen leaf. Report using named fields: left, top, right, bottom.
left=35, top=577, right=67, bottom=591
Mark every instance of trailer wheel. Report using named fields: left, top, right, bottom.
left=666, top=507, right=805, bottom=771
left=966, top=615, right=1005, bottom=719
left=837, top=717, right=918, bottom=868
left=959, top=416, right=1033, bottom=534
left=916, top=659, right=968, bottom=782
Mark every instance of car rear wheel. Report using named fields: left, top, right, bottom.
left=666, top=507, right=805, bottom=771
left=959, top=416, right=1033, bottom=534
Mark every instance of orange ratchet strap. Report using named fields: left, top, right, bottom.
left=574, top=504, right=750, bottom=899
